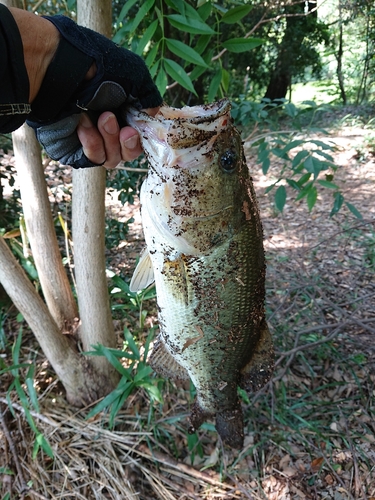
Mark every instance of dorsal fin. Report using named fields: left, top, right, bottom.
left=129, top=249, right=155, bottom=292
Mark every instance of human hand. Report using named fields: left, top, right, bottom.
left=26, top=15, right=162, bottom=169
left=77, top=108, right=159, bottom=169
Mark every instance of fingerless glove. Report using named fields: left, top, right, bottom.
left=27, top=15, right=162, bottom=168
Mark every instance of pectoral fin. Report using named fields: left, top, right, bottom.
left=149, top=335, right=189, bottom=380
left=129, top=249, right=155, bottom=292
left=240, top=318, right=274, bottom=393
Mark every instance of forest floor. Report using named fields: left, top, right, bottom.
left=1, top=105, right=375, bottom=499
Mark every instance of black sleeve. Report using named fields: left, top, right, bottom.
left=0, top=4, right=30, bottom=133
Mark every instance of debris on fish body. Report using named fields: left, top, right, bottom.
left=128, top=100, right=274, bottom=449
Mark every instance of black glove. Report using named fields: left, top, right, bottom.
left=26, top=16, right=162, bottom=169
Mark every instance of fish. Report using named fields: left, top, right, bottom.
left=127, top=99, right=274, bottom=449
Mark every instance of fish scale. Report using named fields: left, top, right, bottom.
left=128, top=100, right=274, bottom=448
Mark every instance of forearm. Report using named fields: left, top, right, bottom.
left=9, top=7, right=60, bottom=102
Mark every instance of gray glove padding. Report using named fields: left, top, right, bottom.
left=34, top=81, right=131, bottom=168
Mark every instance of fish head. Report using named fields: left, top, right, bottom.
left=127, top=100, right=250, bottom=254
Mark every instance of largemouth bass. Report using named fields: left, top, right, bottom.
left=128, top=100, right=274, bottom=449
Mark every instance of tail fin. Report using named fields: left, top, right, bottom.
left=215, top=404, right=244, bottom=449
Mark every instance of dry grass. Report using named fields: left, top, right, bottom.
left=1, top=109, right=375, bottom=499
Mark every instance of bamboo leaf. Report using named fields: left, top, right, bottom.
left=166, top=39, right=209, bottom=67
left=222, top=37, right=264, bottom=53
left=221, top=4, right=252, bottom=24
left=164, top=58, right=197, bottom=95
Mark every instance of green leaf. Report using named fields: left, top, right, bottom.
left=304, top=156, right=323, bottom=179
left=118, top=0, right=139, bottom=22
left=286, top=179, right=301, bottom=191
left=222, top=37, right=264, bottom=53
left=86, top=379, right=134, bottom=419
left=284, top=103, right=298, bottom=118
left=155, top=66, right=168, bottom=96
left=292, top=150, right=309, bottom=169
left=164, top=58, right=197, bottom=95
left=12, top=328, right=23, bottom=368
left=165, top=0, right=185, bottom=15
left=345, top=201, right=363, bottom=219
left=318, top=180, right=339, bottom=189
left=298, top=173, right=311, bottom=186
left=221, top=68, right=230, bottom=92
left=145, top=42, right=160, bottom=72
left=130, top=0, right=155, bottom=32
left=282, top=139, right=304, bottom=154
left=330, top=192, right=344, bottom=216
left=166, top=39, right=209, bottom=67
left=275, top=185, right=287, bottom=212
left=142, top=383, right=163, bottom=403
left=262, top=158, right=270, bottom=175
left=134, top=363, right=153, bottom=383
left=135, top=20, right=158, bottom=56
left=124, top=328, right=140, bottom=359
left=221, top=4, right=252, bottom=24
left=307, top=186, right=318, bottom=211
left=35, top=433, right=54, bottom=459
left=194, top=34, right=212, bottom=55
left=198, top=1, right=212, bottom=20
left=26, top=368, right=40, bottom=413
left=207, top=69, right=222, bottom=102
left=296, top=181, right=313, bottom=201
left=166, top=14, right=216, bottom=34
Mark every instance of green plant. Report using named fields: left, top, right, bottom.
left=109, top=272, right=156, bottom=328
left=0, top=328, right=54, bottom=459
left=232, top=97, right=362, bottom=217
left=86, top=327, right=163, bottom=428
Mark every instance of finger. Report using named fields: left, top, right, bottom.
left=117, top=106, right=160, bottom=162
left=97, top=112, right=122, bottom=169
left=77, top=113, right=106, bottom=165
left=119, top=127, right=143, bottom=162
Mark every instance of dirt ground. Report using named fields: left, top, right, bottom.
left=0, top=108, right=374, bottom=499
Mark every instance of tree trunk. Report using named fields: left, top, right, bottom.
left=0, top=237, right=108, bottom=406
left=336, top=0, right=347, bottom=105
left=264, top=2, right=308, bottom=101
left=73, top=0, right=119, bottom=385
left=0, top=0, right=119, bottom=403
left=12, top=124, right=78, bottom=329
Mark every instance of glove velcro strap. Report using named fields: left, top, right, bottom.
left=30, top=35, right=94, bottom=121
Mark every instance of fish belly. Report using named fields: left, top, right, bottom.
left=149, top=222, right=265, bottom=416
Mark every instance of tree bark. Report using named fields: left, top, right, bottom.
left=12, top=124, right=78, bottom=329
left=0, top=237, right=107, bottom=406
left=336, top=0, right=347, bottom=105
left=264, top=2, right=310, bottom=101
left=73, top=0, right=119, bottom=386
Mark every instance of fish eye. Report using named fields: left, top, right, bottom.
left=220, top=149, right=237, bottom=173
